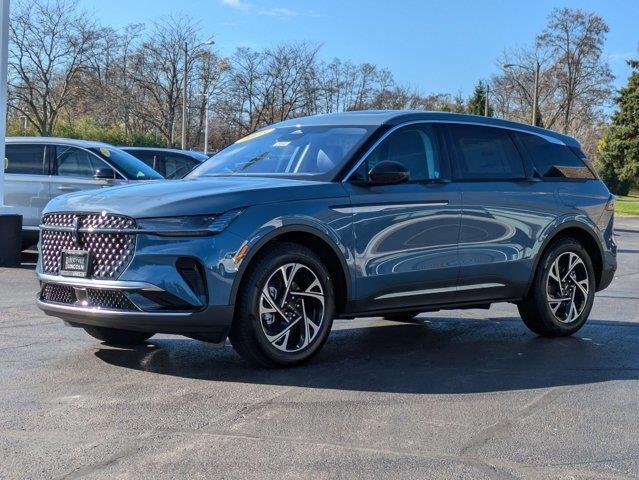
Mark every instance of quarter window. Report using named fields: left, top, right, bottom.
left=4, top=144, right=47, bottom=174
left=448, top=124, right=525, bottom=180
left=55, top=146, right=111, bottom=178
left=358, top=123, right=443, bottom=181
left=516, top=132, right=595, bottom=179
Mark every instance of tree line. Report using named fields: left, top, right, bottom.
left=6, top=0, right=633, bottom=184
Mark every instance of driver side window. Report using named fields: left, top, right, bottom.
left=55, top=146, right=110, bottom=178
left=357, top=124, right=442, bottom=182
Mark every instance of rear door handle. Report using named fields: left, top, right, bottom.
left=57, top=186, right=75, bottom=191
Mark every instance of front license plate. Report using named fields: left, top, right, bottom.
left=60, top=250, right=90, bottom=278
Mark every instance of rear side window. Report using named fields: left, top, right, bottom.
left=163, top=153, right=198, bottom=179
left=4, top=144, right=47, bottom=174
left=516, top=133, right=595, bottom=180
left=448, top=124, right=525, bottom=180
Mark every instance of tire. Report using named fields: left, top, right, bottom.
left=83, top=326, right=153, bottom=345
left=229, top=242, right=335, bottom=368
left=383, top=311, right=421, bottom=322
left=518, top=237, right=596, bottom=337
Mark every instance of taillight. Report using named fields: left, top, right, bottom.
left=605, top=197, right=615, bottom=211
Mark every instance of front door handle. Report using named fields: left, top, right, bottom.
left=57, top=186, right=75, bottom=191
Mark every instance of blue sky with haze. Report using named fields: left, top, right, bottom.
left=82, top=0, right=638, bottom=98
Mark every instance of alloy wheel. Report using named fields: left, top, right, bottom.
left=546, top=251, right=590, bottom=324
left=259, top=263, right=325, bottom=352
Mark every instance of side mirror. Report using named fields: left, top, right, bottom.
left=94, top=167, right=116, bottom=180
left=367, top=161, right=410, bottom=185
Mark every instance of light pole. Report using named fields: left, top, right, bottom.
left=502, top=60, right=541, bottom=126
left=0, top=0, right=21, bottom=266
left=195, top=91, right=212, bottom=155
left=182, top=38, right=214, bottom=150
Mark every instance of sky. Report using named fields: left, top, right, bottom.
left=81, top=0, right=639, bottom=98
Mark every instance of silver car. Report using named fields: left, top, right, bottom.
left=3, top=137, right=163, bottom=247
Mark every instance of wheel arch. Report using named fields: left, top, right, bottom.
left=229, top=225, right=352, bottom=315
left=528, top=220, right=605, bottom=294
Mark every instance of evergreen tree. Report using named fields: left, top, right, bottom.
left=467, top=81, right=493, bottom=117
left=597, top=60, right=639, bottom=195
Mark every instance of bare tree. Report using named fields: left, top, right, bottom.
left=8, top=0, right=100, bottom=135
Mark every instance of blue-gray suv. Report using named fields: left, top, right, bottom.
left=36, top=111, right=617, bottom=367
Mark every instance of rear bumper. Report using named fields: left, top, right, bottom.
left=597, top=250, right=617, bottom=292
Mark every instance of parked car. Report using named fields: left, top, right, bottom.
left=121, top=147, right=208, bottom=179
left=3, top=137, right=163, bottom=248
left=36, top=111, right=616, bottom=367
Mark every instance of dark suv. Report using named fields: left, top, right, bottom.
left=36, top=111, right=616, bottom=367
left=121, top=147, right=208, bottom=179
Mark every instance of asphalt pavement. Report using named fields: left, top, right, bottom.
left=2, top=219, right=639, bottom=479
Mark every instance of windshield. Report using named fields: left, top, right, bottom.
left=187, top=126, right=370, bottom=180
left=91, top=147, right=164, bottom=180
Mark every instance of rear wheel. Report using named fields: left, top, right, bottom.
left=229, top=243, right=335, bottom=368
left=518, top=238, right=595, bottom=337
left=83, top=326, right=153, bottom=345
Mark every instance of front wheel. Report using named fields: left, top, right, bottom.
left=83, top=326, right=153, bottom=345
left=229, top=243, right=335, bottom=367
left=518, top=238, right=596, bottom=337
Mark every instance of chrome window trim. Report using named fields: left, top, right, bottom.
left=342, top=119, right=566, bottom=182
left=37, top=273, right=163, bottom=291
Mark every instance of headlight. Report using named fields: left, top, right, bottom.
left=137, top=209, right=243, bottom=236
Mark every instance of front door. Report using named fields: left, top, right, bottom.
left=343, top=123, right=461, bottom=313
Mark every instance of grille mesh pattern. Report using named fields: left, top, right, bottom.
left=86, top=289, right=137, bottom=310
left=40, top=283, right=138, bottom=311
left=41, top=213, right=136, bottom=279
left=41, top=283, right=76, bottom=304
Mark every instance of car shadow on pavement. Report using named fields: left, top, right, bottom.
left=94, top=316, right=639, bottom=394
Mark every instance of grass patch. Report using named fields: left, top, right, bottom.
left=615, top=194, right=639, bottom=216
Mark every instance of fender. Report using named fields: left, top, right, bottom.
left=525, top=216, right=606, bottom=293
left=228, top=223, right=353, bottom=307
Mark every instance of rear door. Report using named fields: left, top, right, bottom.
left=49, top=145, right=125, bottom=198
left=3, top=143, right=50, bottom=230
left=343, top=122, right=462, bottom=312
left=446, top=123, right=558, bottom=302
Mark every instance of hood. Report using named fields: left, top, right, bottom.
left=44, top=176, right=348, bottom=218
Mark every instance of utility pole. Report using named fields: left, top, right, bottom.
left=204, top=92, right=210, bottom=155
left=181, top=41, right=188, bottom=150
left=484, top=83, right=490, bottom=117
left=532, top=61, right=540, bottom=127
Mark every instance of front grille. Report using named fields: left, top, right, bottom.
left=41, top=213, right=136, bottom=279
left=40, top=283, right=138, bottom=311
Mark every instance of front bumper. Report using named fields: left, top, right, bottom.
left=37, top=297, right=233, bottom=341
left=36, top=227, right=247, bottom=342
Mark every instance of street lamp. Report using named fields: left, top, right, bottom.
left=182, top=37, right=214, bottom=150
left=502, top=61, right=541, bottom=126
